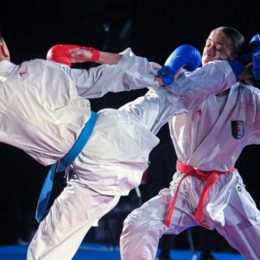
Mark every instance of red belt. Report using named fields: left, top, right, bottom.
left=164, top=160, right=234, bottom=228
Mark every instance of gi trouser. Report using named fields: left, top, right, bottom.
left=27, top=179, right=120, bottom=260
left=120, top=170, right=260, bottom=260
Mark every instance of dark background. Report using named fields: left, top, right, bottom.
left=0, top=0, right=260, bottom=253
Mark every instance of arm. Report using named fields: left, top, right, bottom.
left=69, top=47, right=121, bottom=65
left=67, top=62, right=159, bottom=98
left=251, top=87, right=260, bottom=143
left=46, top=44, right=121, bottom=65
left=165, top=60, right=237, bottom=110
left=46, top=44, right=161, bottom=98
left=47, top=44, right=161, bottom=75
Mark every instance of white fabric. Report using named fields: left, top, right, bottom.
left=121, top=74, right=260, bottom=259
left=0, top=54, right=158, bottom=166
left=27, top=180, right=121, bottom=260
left=0, top=53, right=159, bottom=260
left=0, top=53, right=239, bottom=259
left=74, top=61, right=236, bottom=196
left=168, top=82, right=260, bottom=228
left=120, top=170, right=260, bottom=260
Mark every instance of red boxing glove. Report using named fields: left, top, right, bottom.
left=46, top=44, right=100, bottom=66
left=46, top=44, right=80, bottom=66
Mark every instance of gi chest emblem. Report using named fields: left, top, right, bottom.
left=231, top=121, right=244, bottom=139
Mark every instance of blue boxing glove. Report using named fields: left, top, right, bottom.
left=228, top=60, right=245, bottom=81
left=250, top=33, right=260, bottom=51
left=239, top=34, right=260, bottom=80
left=250, top=34, right=260, bottom=80
left=240, top=34, right=260, bottom=64
left=157, top=45, right=202, bottom=86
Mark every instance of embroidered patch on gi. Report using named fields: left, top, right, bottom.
left=231, top=121, right=244, bottom=139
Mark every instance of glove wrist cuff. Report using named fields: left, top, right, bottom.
left=82, top=47, right=100, bottom=62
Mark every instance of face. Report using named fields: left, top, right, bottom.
left=202, top=30, right=236, bottom=66
left=0, top=40, right=10, bottom=61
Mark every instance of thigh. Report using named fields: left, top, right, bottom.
left=124, top=187, right=196, bottom=235
left=28, top=180, right=120, bottom=260
left=224, top=173, right=260, bottom=226
left=216, top=179, right=260, bottom=259
left=120, top=188, right=197, bottom=260
left=47, top=179, right=121, bottom=231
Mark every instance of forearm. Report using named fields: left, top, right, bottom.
left=97, top=51, right=121, bottom=65
left=165, top=61, right=237, bottom=110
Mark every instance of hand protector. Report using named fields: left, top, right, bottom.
left=46, top=44, right=80, bottom=66
left=46, top=44, right=100, bottom=66
left=157, top=45, right=202, bottom=86
left=250, top=34, right=260, bottom=80
left=228, top=60, right=245, bottom=81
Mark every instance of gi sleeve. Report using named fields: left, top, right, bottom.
left=63, top=49, right=160, bottom=99
left=250, top=87, right=260, bottom=143
left=165, top=60, right=237, bottom=110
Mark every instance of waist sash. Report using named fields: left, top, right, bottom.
left=35, top=112, right=97, bottom=223
left=164, top=160, right=234, bottom=228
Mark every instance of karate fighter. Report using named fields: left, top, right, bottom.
left=0, top=30, right=245, bottom=259
left=120, top=26, right=260, bottom=260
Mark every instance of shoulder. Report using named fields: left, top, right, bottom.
left=236, top=83, right=260, bottom=103
left=204, top=60, right=232, bottom=71
left=239, top=83, right=260, bottom=94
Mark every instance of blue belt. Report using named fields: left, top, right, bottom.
left=35, top=112, right=97, bottom=223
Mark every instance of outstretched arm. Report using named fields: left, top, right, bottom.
left=46, top=44, right=160, bottom=98
left=71, top=48, right=121, bottom=65
left=46, top=44, right=121, bottom=66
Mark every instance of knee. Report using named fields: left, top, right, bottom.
left=122, top=209, right=142, bottom=234
left=122, top=209, right=165, bottom=239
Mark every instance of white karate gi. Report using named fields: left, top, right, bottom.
left=0, top=53, right=237, bottom=259
left=0, top=53, right=156, bottom=259
left=26, top=59, right=237, bottom=260
left=120, top=72, right=260, bottom=260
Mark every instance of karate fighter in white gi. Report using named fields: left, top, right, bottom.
left=0, top=29, right=246, bottom=259
left=120, top=27, right=260, bottom=260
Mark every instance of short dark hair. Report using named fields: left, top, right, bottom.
left=213, top=26, right=247, bottom=58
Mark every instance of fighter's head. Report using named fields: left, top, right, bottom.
left=0, top=29, right=10, bottom=61
left=202, top=26, right=246, bottom=66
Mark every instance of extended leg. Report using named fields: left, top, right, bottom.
left=27, top=180, right=120, bottom=260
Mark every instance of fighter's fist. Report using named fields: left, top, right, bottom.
left=157, top=45, right=202, bottom=86
left=46, top=44, right=100, bottom=66
left=250, top=34, right=260, bottom=80
left=46, top=44, right=79, bottom=66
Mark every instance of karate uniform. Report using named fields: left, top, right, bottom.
left=0, top=53, right=237, bottom=259
left=120, top=70, right=260, bottom=260
left=0, top=53, right=156, bottom=259
left=26, top=60, right=236, bottom=260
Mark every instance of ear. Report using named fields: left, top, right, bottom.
left=0, top=41, right=10, bottom=60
